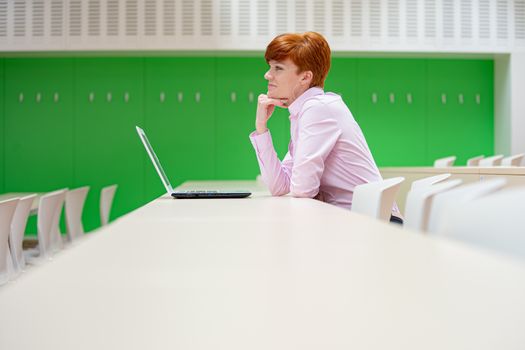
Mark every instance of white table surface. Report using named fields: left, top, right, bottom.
left=1, top=181, right=525, bottom=350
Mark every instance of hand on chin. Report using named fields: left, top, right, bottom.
left=267, top=92, right=289, bottom=108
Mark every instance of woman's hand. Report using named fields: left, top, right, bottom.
left=255, top=94, right=287, bottom=134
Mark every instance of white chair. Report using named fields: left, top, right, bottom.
left=478, top=155, right=504, bottom=166
left=65, top=186, right=90, bottom=243
left=49, top=190, right=67, bottom=253
left=0, top=198, right=19, bottom=285
left=439, top=187, right=525, bottom=260
left=501, top=153, right=524, bottom=166
left=25, top=189, right=67, bottom=263
left=426, top=178, right=506, bottom=234
left=404, top=179, right=462, bottom=232
left=9, top=194, right=37, bottom=276
left=410, top=173, right=451, bottom=190
left=352, top=177, right=405, bottom=222
left=100, top=184, right=118, bottom=226
left=466, top=155, right=484, bottom=166
left=433, top=156, right=456, bottom=168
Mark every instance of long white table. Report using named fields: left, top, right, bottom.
left=1, top=181, right=525, bottom=350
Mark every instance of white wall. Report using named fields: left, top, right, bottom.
left=495, top=53, right=525, bottom=157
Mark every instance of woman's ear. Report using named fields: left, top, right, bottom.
left=302, top=71, right=313, bottom=86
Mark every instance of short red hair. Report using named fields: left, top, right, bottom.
left=265, top=32, right=331, bottom=88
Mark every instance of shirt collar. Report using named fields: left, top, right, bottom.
left=288, top=87, right=324, bottom=118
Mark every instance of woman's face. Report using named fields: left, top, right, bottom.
left=264, top=58, right=305, bottom=106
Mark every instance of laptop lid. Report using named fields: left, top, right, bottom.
left=136, top=126, right=174, bottom=195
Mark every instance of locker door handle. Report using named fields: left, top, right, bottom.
left=107, top=92, right=112, bottom=102
left=389, top=93, right=395, bottom=104
left=195, top=92, right=201, bottom=103
left=124, top=92, right=130, bottom=103
left=178, top=92, right=183, bottom=102
left=441, top=93, right=447, bottom=104
left=19, top=93, right=24, bottom=103
left=371, top=93, right=377, bottom=104
left=458, top=93, right=464, bottom=104
left=89, top=92, right=95, bottom=103
left=231, top=92, right=237, bottom=102
left=36, top=92, right=42, bottom=103
left=160, top=92, right=165, bottom=103
left=248, top=91, right=254, bottom=103
left=476, top=94, right=480, bottom=104
left=54, top=92, right=59, bottom=103
left=406, top=93, right=412, bottom=104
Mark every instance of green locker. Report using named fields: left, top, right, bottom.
left=0, top=58, right=4, bottom=194
left=4, top=58, right=74, bottom=235
left=215, top=57, right=289, bottom=179
left=325, top=57, right=359, bottom=117
left=427, top=59, right=494, bottom=165
left=74, top=58, right=144, bottom=231
left=357, top=59, right=427, bottom=166
left=144, top=57, right=216, bottom=199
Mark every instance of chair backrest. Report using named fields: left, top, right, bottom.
left=410, top=173, right=451, bottom=190
left=439, top=188, right=525, bottom=260
left=0, top=198, right=19, bottom=285
left=100, top=184, right=118, bottom=226
left=426, top=178, right=506, bottom=234
left=501, top=153, right=525, bottom=166
left=433, top=156, right=456, bottom=168
left=404, top=179, right=462, bottom=232
left=37, top=189, right=67, bottom=260
left=352, top=177, right=405, bottom=221
left=478, top=155, right=504, bottom=167
left=65, top=186, right=90, bottom=242
left=9, top=194, right=37, bottom=275
left=466, top=155, right=484, bottom=166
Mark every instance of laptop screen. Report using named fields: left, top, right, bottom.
left=136, top=126, right=174, bottom=195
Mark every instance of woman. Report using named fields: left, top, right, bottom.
left=249, top=32, right=402, bottom=223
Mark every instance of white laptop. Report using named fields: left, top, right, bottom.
left=136, top=126, right=251, bottom=199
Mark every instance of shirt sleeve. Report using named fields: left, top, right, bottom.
left=249, top=130, right=293, bottom=196
left=290, top=104, right=342, bottom=198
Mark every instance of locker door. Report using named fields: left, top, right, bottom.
left=357, top=58, right=427, bottom=166
left=325, top=57, right=359, bottom=117
left=427, top=59, right=494, bottom=165
left=144, top=57, right=216, bottom=199
left=74, top=58, right=144, bottom=231
left=216, top=57, right=289, bottom=179
left=5, top=58, right=74, bottom=193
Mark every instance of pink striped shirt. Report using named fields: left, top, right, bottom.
left=249, top=87, right=384, bottom=210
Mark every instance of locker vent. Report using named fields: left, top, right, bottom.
left=332, top=0, right=344, bottom=36
left=106, top=0, right=118, bottom=36
left=350, top=0, right=362, bottom=37
left=460, top=0, right=472, bottom=39
left=239, top=0, right=250, bottom=35
left=125, top=0, right=138, bottom=36
left=276, top=0, right=287, bottom=33
left=295, top=0, right=306, bottom=33
left=32, top=0, right=44, bottom=37
left=88, top=0, right=100, bottom=37
left=497, top=0, right=508, bottom=39
left=14, top=0, right=26, bottom=37
left=387, top=0, right=399, bottom=37
left=425, top=0, right=436, bottom=38
left=51, top=0, right=64, bottom=37
left=369, top=0, right=381, bottom=37
left=515, top=0, right=525, bottom=39
left=406, top=0, right=418, bottom=38
left=0, top=0, right=8, bottom=37
left=201, top=0, right=213, bottom=36
left=257, top=0, right=269, bottom=36
left=479, top=0, right=490, bottom=38
left=145, top=0, right=156, bottom=36
left=443, top=0, right=454, bottom=38
left=163, top=0, right=175, bottom=36
left=313, top=0, right=325, bottom=34
left=219, top=0, right=231, bottom=35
